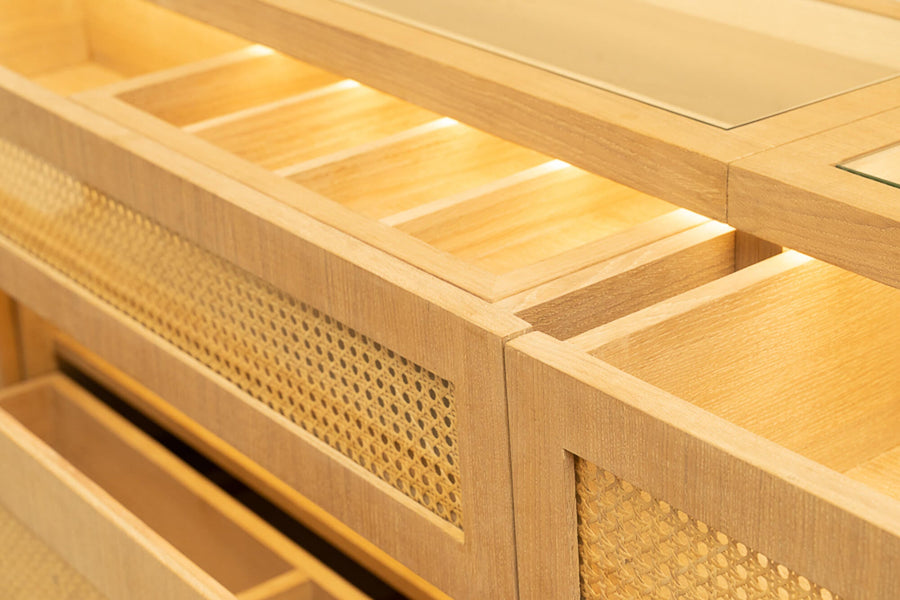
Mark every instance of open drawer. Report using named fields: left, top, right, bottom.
left=0, top=0, right=748, bottom=597
left=0, top=374, right=371, bottom=600
left=68, top=35, right=719, bottom=302
left=507, top=253, right=900, bottom=600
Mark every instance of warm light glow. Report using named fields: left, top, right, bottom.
left=247, top=44, right=276, bottom=57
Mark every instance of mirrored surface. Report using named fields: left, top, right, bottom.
left=337, top=0, right=900, bottom=128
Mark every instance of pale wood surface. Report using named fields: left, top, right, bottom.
left=841, top=141, right=900, bottom=187
left=74, top=67, right=708, bottom=301
left=591, top=258, right=900, bottom=474
left=291, top=122, right=549, bottom=219
left=336, top=0, right=898, bottom=127
left=147, top=0, right=900, bottom=227
left=16, top=304, right=57, bottom=379
left=504, top=222, right=735, bottom=339
left=55, top=334, right=453, bottom=600
left=0, top=0, right=244, bottom=95
left=733, top=230, right=782, bottom=270
left=196, top=84, right=438, bottom=170
left=0, top=292, right=20, bottom=386
left=730, top=107, right=900, bottom=289
left=119, top=49, right=342, bottom=127
left=507, top=331, right=900, bottom=600
left=0, top=376, right=236, bottom=600
left=0, top=375, right=372, bottom=600
left=32, top=62, right=124, bottom=95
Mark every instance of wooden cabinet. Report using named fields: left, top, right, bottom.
left=0, top=1, right=896, bottom=599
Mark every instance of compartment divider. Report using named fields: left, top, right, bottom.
left=275, top=116, right=458, bottom=178
left=382, top=159, right=563, bottom=227
left=183, top=79, right=360, bottom=133
left=236, top=570, right=310, bottom=600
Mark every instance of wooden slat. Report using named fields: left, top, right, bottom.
left=335, top=0, right=898, bottom=127
left=55, top=334, right=452, bottom=600
left=730, top=107, right=900, bottom=289
left=0, top=376, right=235, bottom=600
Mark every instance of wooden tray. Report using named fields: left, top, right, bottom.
left=0, top=374, right=371, bottom=600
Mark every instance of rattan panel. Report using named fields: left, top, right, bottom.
left=0, top=503, right=109, bottom=600
left=0, top=140, right=462, bottom=527
left=575, top=458, right=838, bottom=600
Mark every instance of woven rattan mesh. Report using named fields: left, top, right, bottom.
left=0, top=140, right=462, bottom=526
left=0, top=504, right=109, bottom=600
left=575, top=458, right=838, bottom=600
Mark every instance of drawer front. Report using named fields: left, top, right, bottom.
left=507, top=256, right=900, bottom=600
left=0, top=67, right=526, bottom=599
left=0, top=375, right=372, bottom=600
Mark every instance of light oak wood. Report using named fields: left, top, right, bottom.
left=733, top=230, right=782, bottom=270
left=55, top=333, right=453, bottom=600
left=74, top=62, right=707, bottom=301
left=508, top=254, right=900, bottom=600
left=0, top=375, right=372, bottom=600
left=291, top=122, right=549, bottom=219
left=15, top=305, right=57, bottom=378
left=0, top=0, right=244, bottom=96
left=730, top=107, right=900, bottom=288
left=145, top=0, right=900, bottom=229
left=0, top=292, right=20, bottom=386
left=336, top=0, right=899, bottom=127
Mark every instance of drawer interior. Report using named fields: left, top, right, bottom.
left=0, top=0, right=245, bottom=95
left=0, top=378, right=346, bottom=599
left=74, top=38, right=705, bottom=301
left=587, top=253, right=900, bottom=497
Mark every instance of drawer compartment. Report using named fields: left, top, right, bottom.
left=0, top=374, right=371, bottom=600
left=507, top=253, right=900, bottom=600
left=0, top=0, right=245, bottom=96
left=75, top=41, right=711, bottom=301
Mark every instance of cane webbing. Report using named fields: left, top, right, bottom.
left=0, top=139, right=462, bottom=527
left=575, top=458, right=837, bottom=600
left=0, top=503, right=109, bottom=600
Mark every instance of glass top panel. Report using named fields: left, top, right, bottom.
left=337, top=0, right=900, bottom=128
left=840, top=143, right=900, bottom=189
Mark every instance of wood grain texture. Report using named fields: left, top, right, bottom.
left=336, top=0, right=898, bottom=127
left=117, top=49, right=342, bottom=128
left=507, top=331, right=900, bottom=600
left=55, top=334, right=453, bottom=600
left=733, top=230, right=782, bottom=270
left=506, top=222, right=735, bottom=339
left=145, top=0, right=900, bottom=224
left=730, top=107, right=900, bottom=289
left=591, top=258, right=900, bottom=474
left=74, top=70, right=707, bottom=302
